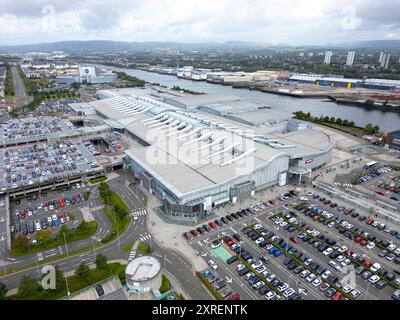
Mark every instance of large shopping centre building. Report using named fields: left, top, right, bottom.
left=70, top=87, right=334, bottom=222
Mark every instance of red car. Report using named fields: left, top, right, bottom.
left=268, top=199, right=277, bottom=205
left=360, top=239, right=367, bottom=246
left=208, top=221, right=217, bottom=229
left=289, top=237, right=298, bottom=244
left=364, top=260, right=373, bottom=269
left=366, top=218, right=374, bottom=225
left=230, top=293, right=240, bottom=300
left=331, top=292, right=343, bottom=300
left=190, top=230, right=198, bottom=237
left=224, top=237, right=234, bottom=246
left=376, top=191, right=385, bottom=196
left=355, top=236, right=363, bottom=244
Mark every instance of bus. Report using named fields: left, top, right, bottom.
left=364, top=161, right=378, bottom=170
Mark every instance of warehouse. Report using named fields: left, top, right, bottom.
left=72, top=88, right=334, bottom=222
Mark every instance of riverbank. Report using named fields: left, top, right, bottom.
left=90, top=64, right=400, bottom=132
left=330, top=96, right=400, bottom=113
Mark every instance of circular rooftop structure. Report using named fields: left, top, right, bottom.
left=125, top=256, right=162, bottom=293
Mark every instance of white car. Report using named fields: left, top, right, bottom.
left=340, top=259, right=351, bottom=267
left=336, top=255, right=346, bottom=263
left=279, top=221, right=288, bottom=227
left=208, top=259, right=217, bottom=270
left=300, top=270, right=310, bottom=278
left=277, top=282, right=289, bottom=292
left=368, top=275, right=380, bottom=284
left=255, top=237, right=265, bottom=245
left=237, top=264, right=245, bottom=271
left=323, top=248, right=333, bottom=256
left=60, top=217, right=65, bottom=224
left=254, top=224, right=263, bottom=230
left=264, top=291, right=276, bottom=300
left=342, top=285, right=353, bottom=293
left=312, top=278, right=322, bottom=287
left=35, top=221, right=41, bottom=231
left=370, top=263, right=381, bottom=272
left=388, top=244, right=397, bottom=251
left=329, top=260, right=342, bottom=271
left=321, top=270, right=331, bottom=279
left=366, top=242, right=375, bottom=250
left=372, top=221, right=380, bottom=227
left=306, top=273, right=316, bottom=282
left=299, top=197, right=308, bottom=201
left=251, top=260, right=263, bottom=269
left=338, top=246, right=348, bottom=253
left=328, top=222, right=335, bottom=228
left=283, top=288, right=295, bottom=298
left=245, top=272, right=255, bottom=280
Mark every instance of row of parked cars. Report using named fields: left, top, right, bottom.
left=11, top=211, right=73, bottom=237
left=14, top=193, right=85, bottom=223
left=202, top=268, right=240, bottom=300
left=183, top=189, right=301, bottom=240
left=354, top=166, right=392, bottom=185
left=299, top=198, right=400, bottom=262
left=2, top=141, right=91, bottom=189
left=247, top=222, right=361, bottom=300
left=282, top=210, right=400, bottom=296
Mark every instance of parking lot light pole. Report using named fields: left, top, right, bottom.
left=63, top=232, right=69, bottom=256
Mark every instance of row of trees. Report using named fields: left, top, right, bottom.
left=114, top=71, right=145, bottom=87
left=17, top=66, right=37, bottom=95
left=171, top=86, right=204, bottom=95
left=293, top=111, right=380, bottom=134
left=4, top=66, right=15, bottom=97
left=98, top=182, right=129, bottom=221
left=0, top=254, right=109, bottom=299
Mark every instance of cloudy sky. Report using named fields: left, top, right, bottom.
left=0, top=0, right=399, bottom=45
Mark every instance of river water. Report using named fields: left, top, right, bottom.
left=99, top=65, right=400, bottom=132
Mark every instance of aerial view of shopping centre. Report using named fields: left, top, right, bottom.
left=0, top=0, right=400, bottom=307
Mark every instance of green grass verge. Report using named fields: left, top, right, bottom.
left=137, top=242, right=152, bottom=254
left=10, top=221, right=98, bottom=256
left=7, top=263, right=126, bottom=300
left=121, top=241, right=134, bottom=253
left=89, top=176, right=107, bottom=184
left=197, top=272, right=223, bottom=300
left=159, top=275, right=171, bottom=293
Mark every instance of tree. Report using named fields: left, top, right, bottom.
left=18, top=275, right=41, bottom=297
left=364, top=123, right=374, bottom=134
left=35, top=229, right=51, bottom=245
left=335, top=118, right=343, bottom=125
left=342, top=119, right=349, bottom=126
left=329, top=117, right=335, bottom=123
left=373, top=125, right=380, bottom=134
left=349, top=121, right=355, bottom=127
left=365, top=99, right=374, bottom=106
left=75, top=262, right=90, bottom=282
left=0, top=282, right=8, bottom=299
left=77, top=221, right=89, bottom=233
left=95, top=254, right=108, bottom=270
left=323, top=116, right=329, bottom=122
left=12, top=234, right=29, bottom=252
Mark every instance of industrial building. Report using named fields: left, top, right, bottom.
left=70, top=88, right=334, bottom=222
left=289, top=74, right=363, bottom=88
left=56, top=66, right=117, bottom=84
left=385, top=130, right=400, bottom=152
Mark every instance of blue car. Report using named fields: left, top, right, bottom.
left=215, top=281, right=226, bottom=290
left=208, top=275, right=220, bottom=284
left=268, top=247, right=277, bottom=254
left=273, top=250, right=283, bottom=257
left=203, top=269, right=212, bottom=277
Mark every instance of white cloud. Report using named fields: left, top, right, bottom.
left=0, top=0, right=399, bottom=45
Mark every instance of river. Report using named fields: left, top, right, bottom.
left=98, top=65, right=400, bottom=132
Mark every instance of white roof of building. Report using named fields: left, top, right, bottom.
left=126, top=256, right=161, bottom=281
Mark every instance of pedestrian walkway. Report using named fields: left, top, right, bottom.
left=91, top=205, right=104, bottom=212
left=132, top=208, right=147, bottom=217
left=139, top=232, right=152, bottom=242
left=128, top=240, right=140, bottom=262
